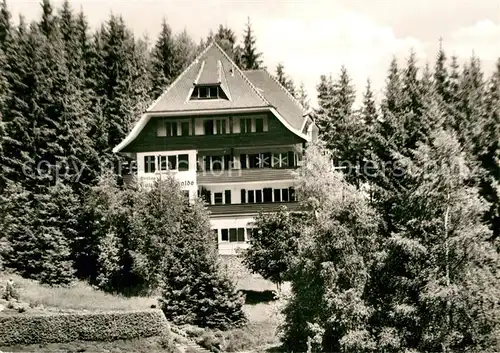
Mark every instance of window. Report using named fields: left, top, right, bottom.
left=248, top=154, right=260, bottom=169
left=157, top=154, right=190, bottom=171
left=273, top=152, right=289, bottom=168
left=204, top=120, right=214, bottom=135
left=215, top=119, right=227, bottom=134
left=178, top=154, right=189, bottom=171
left=239, top=154, right=247, bottom=169
left=274, top=189, right=281, bottom=202
left=227, top=228, right=245, bottom=242
left=212, top=229, right=218, bottom=242
left=261, top=152, right=271, bottom=168
left=246, top=228, right=255, bottom=241
left=282, top=188, right=289, bottom=202
left=144, top=156, right=155, bottom=173
left=288, top=152, right=296, bottom=167
left=263, top=188, right=272, bottom=203
left=200, top=188, right=211, bottom=203
left=289, top=187, right=296, bottom=201
left=221, top=229, right=229, bottom=242
left=241, top=189, right=246, bottom=204
left=248, top=190, right=255, bottom=203
left=229, top=228, right=237, bottom=242
left=212, top=156, right=223, bottom=171
left=214, top=192, right=223, bottom=205
left=237, top=228, right=245, bottom=242
left=159, top=156, right=168, bottom=171
left=190, top=85, right=228, bottom=100
left=225, top=190, right=232, bottom=204
left=168, top=155, right=177, bottom=170
left=181, top=122, right=190, bottom=136
left=256, top=190, right=263, bottom=203
left=166, top=122, right=178, bottom=137
left=240, top=118, right=252, bottom=133
left=255, top=118, right=264, bottom=132
left=157, top=120, right=166, bottom=136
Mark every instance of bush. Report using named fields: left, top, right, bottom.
left=0, top=309, right=168, bottom=346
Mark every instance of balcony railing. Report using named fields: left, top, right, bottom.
left=197, top=167, right=298, bottom=184
left=206, top=201, right=301, bottom=216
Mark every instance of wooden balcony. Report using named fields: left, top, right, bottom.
left=197, top=167, right=297, bottom=184
left=206, top=201, right=302, bottom=216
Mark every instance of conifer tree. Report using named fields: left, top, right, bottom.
left=276, top=62, right=296, bottom=97
left=150, top=18, right=175, bottom=98
left=240, top=17, right=262, bottom=70
left=172, top=29, right=196, bottom=78
left=0, top=0, right=11, bottom=49
left=368, top=129, right=500, bottom=351
left=39, top=0, right=57, bottom=38
left=477, top=59, right=500, bottom=240
left=359, top=78, right=378, bottom=181
left=434, top=39, right=450, bottom=103
left=150, top=180, right=246, bottom=329
left=296, top=81, right=310, bottom=110
left=2, top=16, right=37, bottom=190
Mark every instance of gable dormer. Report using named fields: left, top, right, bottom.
left=189, top=59, right=231, bottom=101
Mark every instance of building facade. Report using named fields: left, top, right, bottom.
left=113, top=42, right=318, bottom=255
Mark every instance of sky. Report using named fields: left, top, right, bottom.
left=7, top=0, right=500, bottom=107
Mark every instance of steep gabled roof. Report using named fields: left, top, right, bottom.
left=112, top=42, right=312, bottom=153
left=148, top=42, right=269, bottom=112
left=243, top=69, right=308, bottom=132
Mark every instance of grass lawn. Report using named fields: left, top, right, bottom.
left=0, top=259, right=286, bottom=352
left=0, top=273, right=158, bottom=312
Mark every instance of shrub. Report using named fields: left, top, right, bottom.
left=0, top=309, right=168, bottom=346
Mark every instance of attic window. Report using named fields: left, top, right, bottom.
left=190, top=85, right=228, bottom=100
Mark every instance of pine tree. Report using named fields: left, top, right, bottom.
left=150, top=18, right=175, bottom=98
left=97, top=15, right=151, bottom=153
left=2, top=16, right=37, bottom=190
left=39, top=0, right=57, bottom=38
left=0, top=0, right=11, bottom=49
left=153, top=180, right=246, bottom=329
left=213, top=24, right=238, bottom=63
left=434, top=39, right=450, bottom=103
left=478, top=58, right=500, bottom=240
left=296, top=81, right=310, bottom=110
left=172, top=29, right=196, bottom=78
left=240, top=17, right=262, bottom=70
left=368, top=129, right=500, bottom=351
left=276, top=62, right=296, bottom=97
left=359, top=78, right=378, bottom=183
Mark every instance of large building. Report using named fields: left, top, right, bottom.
left=113, top=41, right=318, bottom=255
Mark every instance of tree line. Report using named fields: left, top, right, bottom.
left=245, top=43, right=500, bottom=351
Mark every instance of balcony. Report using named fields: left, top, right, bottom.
left=197, top=167, right=297, bottom=184
left=206, top=201, right=302, bottom=216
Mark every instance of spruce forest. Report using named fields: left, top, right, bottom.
left=0, top=0, right=499, bottom=352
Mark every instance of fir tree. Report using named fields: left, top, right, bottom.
left=172, top=29, right=196, bottom=78
left=0, top=0, right=11, bottom=49
left=155, top=181, right=246, bottom=329
left=478, top=58, right=500, bottom=240
left=434, top=39, right=450, bottom=103
left=276, top=62, right=296, bottom=97
left=296, top=81, right=310, bottom=110
left=369, top=129, right=500, bottom=351
left=240, top=17, right=262, bottom=70
left=39, top=0, right=57, bottom=38
left=150, top=18, right=176, bottom=98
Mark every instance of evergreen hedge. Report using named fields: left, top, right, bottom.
left=0, top=309, right=168, bottom=346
